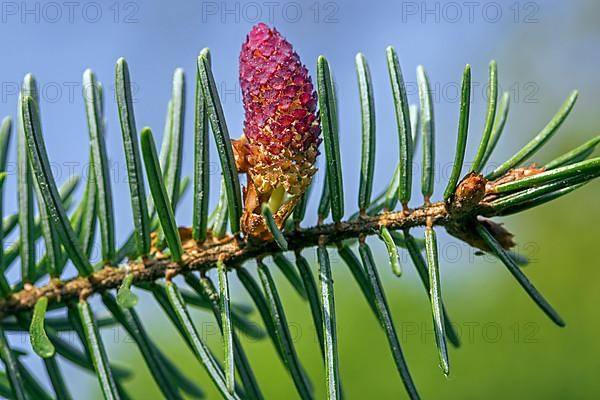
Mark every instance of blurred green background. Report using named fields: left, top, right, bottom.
left=1, top=0, right=599, bottom=398
left=100, top=192, right=600, bottom=399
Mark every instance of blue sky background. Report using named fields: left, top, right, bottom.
left=1, top=0, right=599, bottom=398
left=0, top=0, right=597, bottom=233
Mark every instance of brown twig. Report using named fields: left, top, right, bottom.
left=0, top=201, right=458, bottom=317
left=0, top=167, right=508, bottom=319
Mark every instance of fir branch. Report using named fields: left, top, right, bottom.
left=0, top=200, right=457, bottom=316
